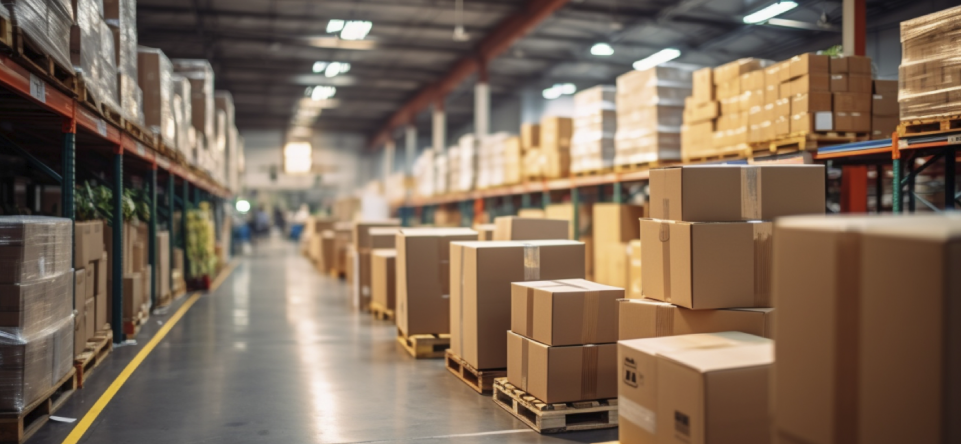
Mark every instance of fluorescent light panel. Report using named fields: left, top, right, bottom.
left=542, top=83, right=577, bottom=100
left=743, top=1, right=798, bottom=24
left=340, top=21, right=373, bottom=40
left=591, top=43, right=614, bottom=56
left=633, top=48, right=681, bottom=71
left=283, top=142, right=313, bottom=174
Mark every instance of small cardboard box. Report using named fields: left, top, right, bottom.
left=74, top=309, right=86, bottom=356
left=618, top=332, right=773, bottom=444
left=510, top=279, right=622, bottom=346
left=829, top=73, right=872, bottom=93
left=834, top=92, right=872, bottom=113
left=592, top=203, right=645, bottom=246
left=492, top=217, right=568, bottom=241
left=649, top=165, right=825, bottom=222
left=122, top=273, right=142, bottom=320
left=396, top=228, right=477, bottom=336
left=74, top=269, right=86, bottom=309
left=628, top=240, right=642, bottom=299
left=74, top=220, right=104, bottom=266
left=790, top=74, right=830, bottom=96
left=873, top=79, right=897, bottom=94
left=872, top=92, right=899, bottom=117
left=371, top=249, right=396, bottom=310
left=450, top=240, right=585, bottom=370
left=829, top=55, right=872, bottom=74
left=83, top=297, right=95, bottom=342
left=834, top=112, right=870, bottom=132
left=366, top=227, right=399, bottom=250
left=792, top=92, right=832, bottom=114
left=617, top=298, right=774, bottom=340
left=352, top=220, right=401, bottom=251
left=507, top=331, right=617, bottom=403
left=789, top=53, right=830, bottom=78
left=640, top=219, right=773, bottom=310
left=474, top=224, right=495, bottom=241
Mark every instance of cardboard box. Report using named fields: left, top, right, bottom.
left=492, top=217, right=568, bottom=241
left=74, top=220, right=104, bottom=266
left=649, top=165, right=825, bottom=222
left=873, top=79, right=897, bottom=94
left=74, top=309, right=86, bottom=356
left=872, top=92, right=898, bottom=117
left=318, top=231, right=336, bottom=272
left=790, top=74, right=830, bottom=96
left=352, top=220, right=400, bottom=251
left=521, top=123, right=540, bottom=150
left=356, top=249, right=372, bottom=309
left=834, top=112, right=870, bottom=132
left=345, top=246, right=355, bottom=293
left=74, top=269, right=86, bottom=309
left=628, top=240, right=641, bottom=299
left=132, top=242, right=145, bottom=273
left=789, top=53, right=830, bottom=79
left=450, top=240, right=585, bottom=369
left=829, top=55, right=872, bottom=74
left=595, top=242, right=630, bottom=288
left=545, top=203, right=592, bottom=240
left=83, top=266, right=94, bottom=302
left=640, top=219, right=773, bottom=309
left=593, top=203, right=645, bottom=245
left=507, top=332, right=617, bottom=403
left=371, top=249, right=396, bottom=311
left=122, top=273, right=142, bottom=320
left=871, top=116, right=899, bottom=139
left=775, top=115, right=791, bottom=136
left=714, top=58, right=767, bottom=84
left=95, top=290, right=107, bottom=331
left=366, top=227, right=399, bottom=250
left=792, top=112, right=834, bottom=133
left=618, top=332, right=773, bottom=444
left=510, top=279, right=622, bottom=346
left=774, top=97, right=792, bottom=119
left=0, top=272, right=72, bottom=332
left=829, top=73, right=873, bottom=93
left=474, top=224, right=495, bottom=241
left=516, top=208, right=545, bottom=219
left=396, top=228, right=477, bottom=336
left=692, top=67, right=714, bottom=103
left=83, top=297, right=95, bottom=342
left=617, top=298, right=774, bottom=340
left=772, top=215, right=961, bottom=444
left=792, top=92, right=833, bottom=114
left=834, top=93, right=872, bottom=113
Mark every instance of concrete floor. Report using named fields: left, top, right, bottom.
left=32, top=238, right=618, bottom=444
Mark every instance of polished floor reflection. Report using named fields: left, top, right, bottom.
left=31, top=238, right=618, bottom=443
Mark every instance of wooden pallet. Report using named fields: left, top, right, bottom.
left=897, top=115, right=961, bottom=137
left=572, top=167, right=613, bottom=177
left=369, top=301, right=395, bottom=321
left=683, top=145, right=749, bottom=163
left=74, top=328, right=113, bottom=388
left=156, top=290, right=173, bottom=308
left=492, top=378, right=618, bottom=434
left=124, top=119, right=156, bottom=147
left=123, top=309, right=148, bottom=340
left=445, top=349, right=506, bottom=394
left=764, top=131, right=869, bottom=154
left=397, top=329, right=449, bottom=359
left=0, top=368, right=77, bottom=444
left=4, top=28, right=77, bottom=97
left=613, top=159, right=671, bottom=173
left=76, top=76, right=124, bottom=128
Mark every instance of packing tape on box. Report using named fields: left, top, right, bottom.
left=520, top=338, right=529, bottom=391
left=581, top=345, right=599, bottom=400
left=658, top=221, right=672, bottom=302
left=741, top=167, right=762, bottom=220
left=523, top=244, right=540, bottom=281
left=655, top=303, right=674, bottom=337
left=581, top=291, right=600, bottom=344
left=753, top=223, right=773, bottom=307
left=618, top=396, right=657, bottom=434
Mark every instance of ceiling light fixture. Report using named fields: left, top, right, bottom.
left=743, top=1, right=798, bottom=24
left=633, top=48, right=681, bottom=71
left=326, top=19, right=345, bottom=33
left=542, top=83, right=577, bottom=100
left=325, top=62, right=351, bottom=77
left=283, top=141, right=313, bottom=174
left=310, top=86, right=337, bottom=101
left=591, top=43, right=614, bottom=56
left=312, top=61, right=328, bottom=73
left=340, top=21, right=373, bottom=40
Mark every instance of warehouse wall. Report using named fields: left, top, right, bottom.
left=241, top=130, right=365, bottom=194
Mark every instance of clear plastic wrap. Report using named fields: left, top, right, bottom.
left=0, top=271, right=72, bottom=336
left=614, top=65, right=691, bottom=166
left=899, top=5, right=961, bottom=120
left=413, top=149, right=435, bottom=197
left=0, top=2, right=9, bottom=19
left=0, top=315, right=74, bottom=412
left=172, top=59, right=215, bottom=141
left=214, top=91, right=235, bottom=131
left=571, top=86, right=617, bottom=173
left=3, top=0, right=73, bottom=70
left=0, top=216, right=72, bottom=285
left=106, top=0, right=140, bottom=123
left=137, top=47, right=174, bottom=145
left=72, top=1, right=118, bottom=110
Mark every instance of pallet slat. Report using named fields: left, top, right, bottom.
left=0, top=368, right=77, bottom=444
left=370, top=301, right=395, bottom=321
left=74, top=328, right=114, bottom=388
left=445, top=350, right=505, bottom=394
left=397, top=329, right=449, bottom=359
left=897, top=115, right=961, bottom=137
left=492, top=378, right=618, bottom=434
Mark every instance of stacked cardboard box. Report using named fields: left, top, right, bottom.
left=75, top=221, right=108, bottom=333
left=449, top=134, right=476, bottom=193
left=872, top=80, right=899, bottom=139
left=395, top=228, right=477, bottom=337
left=138, top=47, right=176, bottom=149
left=449, top=240, right=585, bottom=370
left=618, top=332, right=774, bottom=444
left=370, top=249, right=396, bottom=313
left=0, top=216, right=75, bottom=412
left=616, top=64, right=691, bottom=166
left=593, top=203, right=645, bottom=289
left=172, top=59, right=215, bottom=166
left=772, top=214, right=961, bottom=444
left=898, top=5, right=961, bottom=121
left=71, top=0, right=119, bottom=112
left=351, top=222, right=400, bottom=311
left=104, top=0, right=142, bottom=125
left=507, top=279, right=621, bottom=403
left=333, top=222, right=352, bottom=276
left=171, top=74, right=192, bottom=155
left=492, top=216, right=568, bottom=241
left=413, top=149, right=436, bottom=197
left=477, top=132, right=512, bottom=189
left=154, top=231, right=170, bottom=306
left=521, top=123, right=539, bottom=153
left=539, top=116, right=572, bottom=179
left=571, top=86, right=616, bottom=173
left=4, top=0, right=72, bottom=74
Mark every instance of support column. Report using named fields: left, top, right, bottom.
left=432, top=101, right=446, bottom=153
left=405, top=125, right=417, bottom=176
left=841, top=165, right=868, bottom=213
left=384, top=139, right=396, bottom=181
left=148, top=166, right=158, bottom=310
left=843, top=0, right=866, bottom=56
left=167, top=174, right=175, bottom=292
left=571, top=188, right=580, bottom=241
left=111, top=147, right=124, bottom=343
left=475, top=61, right=490, bottom=139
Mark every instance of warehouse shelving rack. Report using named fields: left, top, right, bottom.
left=0, top=53, right=232, bottom=343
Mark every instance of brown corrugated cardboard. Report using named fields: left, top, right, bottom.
left=371, top=249, right=396, bottom=311
left=74, top=221, right=104, bottom=266
left=790, top=74, right=830, bottom=96
left=396, top=228, right=477, bottom=336
left=873, top=79, right=897, bottom=94
left=510, top=279, right=622, bottom=346
left=774, top=97, right=792, bottom=119
left=521, top=123, right=540, bottom=150
left=834, top=93, right=872, bottom=113
left=95, top=289, right=107, bottom=331
left=792, top=92, right=833, bottom=114
left=693, top=67, right=714, bottom=103
left=617, top=332, right=773, bottom=444
left=593, top=203, right=645, bottom=245
left=789, top=53, right=830, bottom=78
left=319, top=231, right=336, bottom=272
left=84, top=267, right=94, bottom=301
left=617, top=298, right=774, bottom=341
left=834, top=112, right=870, bottom=132
left=871, top=116, right=899, bottom=139
left=595, top=242, right=630, bottom=288
left=772, top=215, right=961, bottom=444
left=356, top=249, right=372, bottom=309
left=492, top=217, right=568, bottom=241
left=545, top=203, right=591, bottom=240
left=516, top=208, right=545, bottom=219
left=83, top=297, right=95, bottom=342
left=352, top=220, right=401, bottom=251
left=791, top=111, right=834, bottom=133
left=649, top=165, right=825, bottom=222
left=450, top=240, right=585, bottom=370
left=872, top=92, right=898, bottom=117
left=74, top=309, right=86, bottom=356
left=640, top=219, right=773, bottom=310
left=829, top=74, right=873, bottom=93
left=74, top=269, right=85, bottom=309
left=829, top=55, right=872, bottom=74
left=474, top=224, right=495, bottom=241
left=775, top=116, right=791, bottom=136
left=122, top=273, right=142, bottom=320
left=366, top=227, right=399, bottom=250
left=507, top=332, right=616, bottom=403
left=628, top=240, right=642, bottom=299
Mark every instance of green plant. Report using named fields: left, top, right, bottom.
left=123, top=188, right=150, bottom=222
left=75, top=182, right=114, bottom=221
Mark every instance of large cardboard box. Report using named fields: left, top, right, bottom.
left=122, top=273, right=142, bottom=320
left=618, top=332, right=773, bottom=444
left=474, top=224, right=495, bottom=241
left=773, top=215, right=961, bottom=444
left=507, top=332, right=616, bottom=403
left=593, top=204, right=645, bottom=246
left=352, top=220, right=400, bottom=251
left=396, top=228, right=477, bottom=336
left=74, top=220, right=104, bottom=266
left=649, top=165, right=825, bottom=222
left=450, top=240, right=585, bottom=369
left=510, top=279, right=622, bottom=346
left=834, top=111, right=870, bottom=132
left=595, top=242, right=630, bottom=288
left=829, top=55, right=872, bottom=74
left=492, top=217, right=568, bottom=241
left=0, top=272, right=72, bottom=332
left=370, top=249, right=396, bottom=311
left=74, top=269, right=86, bottom=309
left=789, top=53, right=830, bottom=79
left=365, top=227, right=399, bottom=250
left=640, top=219, right=772, bottom=309
left=628, top=240, right=641, bottom=299
left=618, top=298, right=773, bottom=341
left=792, top=92, right=832, bottom=114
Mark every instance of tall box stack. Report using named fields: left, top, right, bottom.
left=171, top=74, right=192, bottom=153
left=785, top=53, right=873, bottom=134
left=104, top=0, right=141, bottom=125
left=899, top=6, right=961, bottom=121
left=712, top=58, right=768, bottom=155
left=571, top=86, right=616, bottom=173
left=215, top=91, right=235, bottom=187
left=0, top=216, right=75, bottom=413
left=477, top=132, right=511, bottom=189
left=413, top=150, right=435, bottom=197
left=503, top=136, right=523, bottom=186
left=506, top=279, right=621, bottom=403
left=872, top=80, right=899, bottom=139
left=5, top=0, right=72, bottom=73
left=137, top=47, right=175, bottom=148
left=71, top=0, right=119, bottom=112
left=351, top=222, right=400, bottom=311
left=772, top=214, right=961, bottom=444
left=592, top=203, right=645, bottom=289
left=395, top=228, right=477, bottom=338
left=449, top=240, right=585, bottom=371
left=681, top=67, right=720, bottom=161
left=172, top=59, right=215, bottom=165
left=539, top=116, right=572, bottom=179
left=615, top=64, right=691, bottom=166
left=433, top=150, right=448, bottom=196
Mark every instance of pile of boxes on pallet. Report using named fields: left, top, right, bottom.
left=448, top=134, right=477, bottom=193
left=73, top=220, right=108, bottom=350
left=898, top=5, right=961, bottom=121
left=570, top=86, right=616, bottom=173
left=350, top=221, right=400, bottom=311
left=476, top=133, right=522, bottom=189
left=0, top=216, right=75, bottom=412
left=614, top=65, right=690, bottom=167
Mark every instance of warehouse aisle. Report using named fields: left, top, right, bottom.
left=32, top=237, right=617, bottom=444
